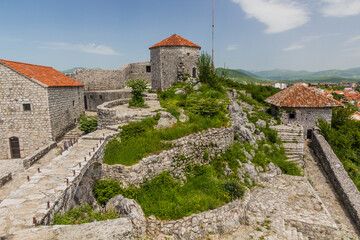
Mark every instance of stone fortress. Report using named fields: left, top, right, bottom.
left=0, top=34, right=360, bottom=240
left=69, top=34, right=201, bottom=111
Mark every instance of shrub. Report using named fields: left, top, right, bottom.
left=93, top=179, right=122, bottom=206
left=127, top=78, right=148, bottom=107
left=223, top=180, right=245, bottom=199
left=78, top=114, right=98, bottom=133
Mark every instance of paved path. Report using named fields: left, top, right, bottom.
left=0, top=129, right=116, bottom=237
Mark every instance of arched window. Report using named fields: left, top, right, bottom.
left=9, top=137, right=21, bottom=158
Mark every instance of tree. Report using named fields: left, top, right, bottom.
left=127, top=79, right=148, bottom=107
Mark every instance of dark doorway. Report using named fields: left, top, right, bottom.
left=307, top=129, right=313, bottom=139
left=192, top=68, right=196, bottom=78
left=9, top=137, right=21, bottom=159
left=84, top=96, right=88, bottom=110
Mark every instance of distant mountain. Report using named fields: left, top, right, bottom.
left=279, top=76, right=360, bottom=84
left=234, top=69, right=260, bottom=78
left=61, top=67, right=85, bottom=74
left=251, top=67, right=360, bottom=81
left=216, top=68, right=271, bottom=84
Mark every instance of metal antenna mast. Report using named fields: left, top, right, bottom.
left=212, top=0, right=215, bottom=67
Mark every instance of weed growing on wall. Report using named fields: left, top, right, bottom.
left=52, top=204, right=120, bottom=225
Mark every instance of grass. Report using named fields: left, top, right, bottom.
left=94, top=165, right=245, bottom=220
left=52, top=204, right=120, bottom=225
left=104, top=115, right=227, bottom=166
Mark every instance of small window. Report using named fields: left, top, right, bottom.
left=99, top=95, right=103, bottom=101
left=289, top=112, right=296, bottom=119
left=23, top=104, right=31, bottom=111
left=89, top=95, right=93, bottom=99
left=192, top=68, right=197, bottom=78
left=72, top=101, right=75, bottom=108
left=187, top=53, right=190, bottom=56
left=146, top=66, right=151, bottom=73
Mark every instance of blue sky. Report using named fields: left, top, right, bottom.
left=0, top=0, right=360, bottom=71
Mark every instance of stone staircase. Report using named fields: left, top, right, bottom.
left=271, top=125, right=304, bottom=165
left=58, top=126, right=84, bottom=147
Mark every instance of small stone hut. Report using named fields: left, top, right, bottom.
left=150, top=34, right=201, bottom=91
left=265, top=84, right=344, bottom=138
left=0, top=59, right=84, bottom=159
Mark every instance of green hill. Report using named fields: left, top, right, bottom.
left=216, top=68, right=271, bottom=84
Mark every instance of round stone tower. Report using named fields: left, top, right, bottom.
left=149, top=34, right=201, bottom=91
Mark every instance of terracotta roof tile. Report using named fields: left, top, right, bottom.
left=149, top=34, right=201, bottom=49
left=0, top=59, right=84, bottom=87
left=265, top=85, right=344, bottom=108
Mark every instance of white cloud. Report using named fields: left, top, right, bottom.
left=231, top=0, right=310, bottom=34
left=41, top=42, right=122, bottom=56
left=321, top=0, right=360, bottom=17
left=283, top=36, right=321, bottom=51
left=345, top=35, right=360, bottom=44
left=226, top=44, right=239, bottom=51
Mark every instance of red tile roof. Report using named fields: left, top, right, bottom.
left=265, top=85, right=344, bottom=108
left=0, top=59, right=84, bottom=87
left=149, top=34, right=201, bottom=49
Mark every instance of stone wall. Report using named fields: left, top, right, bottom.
left=69, top=62, right=151, bottom=91
left=311, top=129, right=360, bottom=231
left=0, top=63, right=53, bottom=159
left=275, top=107, right=332, bottom=137
left=101, top=127, right=234, bottom=186
left=147, top=190, right=251, bottom=239
left=150, top=46, right=200, bottom=91
left=48, top=86, right=85, bottom=140
left=84, top=89, right=132, bottom=111
left=23, top=141, right=57, bottom=169
left=0, top=173, right=12, bottom=188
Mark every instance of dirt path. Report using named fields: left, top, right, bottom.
left=303, top=140, right=359, bottom=239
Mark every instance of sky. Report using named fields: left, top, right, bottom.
left=0, top=0, right=360, bottom=72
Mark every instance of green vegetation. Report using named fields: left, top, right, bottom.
left=96, top=152, right=247, bottom=220
left=52, top=204, right=120, bottom=225
left=78, top=114, right=98, bottom=133
left=126, top=78, right=148, bottom=107
left=318, top=107, right=360, bottom=190
left=104, top=113, right=226, bottom=165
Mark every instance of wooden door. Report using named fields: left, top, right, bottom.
left=9, top=137, right=21, bottom=158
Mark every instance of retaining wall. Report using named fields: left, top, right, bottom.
left=101, top=127, right=234, bottom=186
left=0, top=173, right=12, bottom=187
left=311, top=129, right=360, bottom=231
left=146, top=190, right=251, bottom=239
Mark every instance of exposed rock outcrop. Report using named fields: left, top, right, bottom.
left=228, top=102, right=257, bottom=145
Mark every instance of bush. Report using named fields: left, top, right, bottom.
left=78, top=114, right=98, bottom=133
left=127, top=78, right=148, bottom=107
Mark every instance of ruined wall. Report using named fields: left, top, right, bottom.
left=311, top=130, right=360, bottom=231
left=151, top=46, right=200, bottom=91
left=84, top=89, right=132, bottom=111
left=69, top=62, right=151, bottom=91
left=101, top=127, right=234, bottom=186
left=48, top=86, right=85, bottom=140
left=277, top=107, right=332, bottom=136
left=0, top=64, right=53, bottom=159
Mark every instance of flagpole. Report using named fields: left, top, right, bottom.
left=212, top=0, right=215, bottom=67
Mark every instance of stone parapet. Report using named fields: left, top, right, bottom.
left=311, top=129, right=360, bottom=231
left=101, top=127, right=234, bottom=186
left=0, top=173, right=12, bottom=188
left=23, top=142, right=57, bottom=169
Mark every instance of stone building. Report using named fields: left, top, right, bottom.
left=69, top=62, right=151, bottom=111
left=150, top=34, right=201, bottom=91
left=265, top=85, right=344, bottom=138
left=0, top=59, right=84, bottom=159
